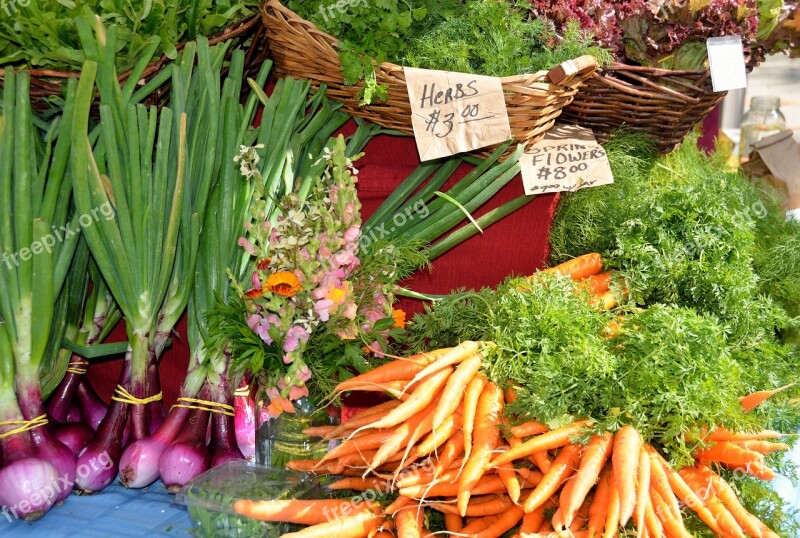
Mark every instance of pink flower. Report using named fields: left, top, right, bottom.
left=254, top=314, right=280, bottom=345
left=367, top=341, right=385, bottom=358
left=295, top=365, right=312, bottom=383
left=247, top=314, right=261, bottom=331
left=343, top=301, right=358, bottom=320
left=344, top=225, right=361, bottom=243
left=314, top=298, right=335, bottom=322
left=333, top=249, right=355, bottom=268
left=288, top=384, right=309, bottom=401
left=250, top=271, right=261, bottom=289
left=283, top=325, right=309, bottom=353
left=238, top=237, right=257, bottom=255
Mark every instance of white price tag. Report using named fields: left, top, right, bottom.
left=520, top=125, right=614, bottom=195
left=706, top=36, right=747, bottom=92
left=405, top=67, right=512, bottom=161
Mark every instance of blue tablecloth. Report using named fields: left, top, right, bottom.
left=0, top=481, right=194, bottom=537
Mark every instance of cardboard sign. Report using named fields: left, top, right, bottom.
left=520, top=125, right=614, bottom=195
left=749, top=130, right=800, bottom=212
left=707, top=36, right=747, bottom=92
left=405, top=67, right=512, bottom=161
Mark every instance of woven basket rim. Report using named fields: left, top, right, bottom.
left=0, top=14, right=261, bottom=82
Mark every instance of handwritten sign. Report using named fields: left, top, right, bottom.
left=520, top=125, right=613, bottom=195
left=404, top=67, right=511, bottom=161
left=707, top=36, right=747, bottom=92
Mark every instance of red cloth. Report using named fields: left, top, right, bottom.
left=87, top=133, right=558, bottom=406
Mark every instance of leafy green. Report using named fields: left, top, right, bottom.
left=0, top=0, right=259, bottom=72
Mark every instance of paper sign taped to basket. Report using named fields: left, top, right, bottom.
left=520, top=125, right=613, bottom=195
left=707, top=36, right=747, bottom=92
left=404, top=67, right=511, bottom=160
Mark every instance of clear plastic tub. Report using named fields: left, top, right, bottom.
left=175, top=460, right=321, bottom=537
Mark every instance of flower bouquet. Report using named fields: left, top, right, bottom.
left=210, top=135, right=420, bottom=466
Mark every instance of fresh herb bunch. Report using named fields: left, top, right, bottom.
left=0, top=0, right=258, bottom=72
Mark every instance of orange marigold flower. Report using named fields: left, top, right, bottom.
left=264, top=271, right=302, bottom=297
left=244, top=287, right=264, bottom=299
left=257, top=258, right=272, bottom=271
left=392, top=308, right=406, bottom=329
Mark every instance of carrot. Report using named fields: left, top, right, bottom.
left=611, top=425, right=641, bottom=527
left=319, top=430, right=397, bottom=464
left=643, top=495, right=663, bottom=538
left=396, top=468, right=461, bottom=489
left=642, top=448, right=679, bottom=521
left=562, top=432, right=613, bottom=528
left=701, top=466, right=764, bottom=538
left=433, top=430, right=465, bottom=477
left=650, top=488, right=690, bottom=538
left=432, top=353, right=483, bottom=434
left=287, top=459, right=346, bottom=475
left=542, top=253, right=604, bottom=281
left=444, top=513, right=464, bottom=533
left=401, top=475, right=505, bottom=498
left=516, top=467, right=544, bottom=488
left=554, top=479, right=576, bottom=532
left=405, top=411, right=462, bottom=465
left=370, top=398, right=441, bottom=473
left=733, top=460, right=777, bottom=480
left=505, top=384, right=521, bottom=404
left=328, top=477, right=391, bottom=492
left=758, top=521, right=782, bottom=538
left=497, top=463, right=521, bottom=502
left=384, top=496, right=412, bottom=516
left=233, top=499, right=379, bottom=525
left=281, top=510, right=383, bottom=538
left=679, top=466, right=745, bottom=538
left=356, top=367, right=453, bottom=433
left=697, top=441, right=764, bottom=467
left=520, top=505, right=547, bottom=534
left=705, top=428, right=783, bottom=442
left=657, top=456, right=722, bottom=535
left=634, top=447, right=651, bottom=538
left=324, top=401, right=405, bottom=440
left=429, top=495, right=515, bottom=517
left=469, top=505, right=525, bottom=538
left=373, top=532, right=393, bottom=538
left=602, top=474, right=621, bottom=538
left=509, top=421, right=549, bottom=439
left=342, top=380, right=409, bottom=395
left=587, top=469, right=611, bottom=538
left=736, top=440, right=790, bottom=454
left=403, top=341, right=481, bottom=393
left=462, top=374, right=488, bottom=464
left=459, top=382, right=504, bottom=515
left=461, top=515, right=501, bottom=534
left=395, top=504, right=423, bottom=538
left=339, top=451, right=379, bottom=468
left=491, top=421, right=592, bottom=468
left=579, top=271, right=613, bottom=294
left=335, top=351, right=448, bottom=393
left=303, top=425, right=339, bottom=437
left=740, top=382, right=795, bottom=412
left=593, top=290, right=618, bottom=311
left=523, top=442, right=582, bottom=513
left=531, top=451, right=552, bottom=474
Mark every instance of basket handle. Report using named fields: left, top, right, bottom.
left=547, top=55, right=598, bottom=85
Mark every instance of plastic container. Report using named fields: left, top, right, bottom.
left=739, top=96, right=786, bottom=162
left=175, top=460, right=321, bottom=537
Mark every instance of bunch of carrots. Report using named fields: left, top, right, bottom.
left=229, top=334, right=788, bottom=538
left=228, top=255, right=789, bottom=537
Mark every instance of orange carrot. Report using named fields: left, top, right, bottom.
left=497, top=465, right=521, bottom=503
left=593, top=290, right=619, bottom=311
left=340, top=380, right=409, bottom=395
left=303, top=425, right=339, bottom=437
left=373, top=532, right=393, bottom=538
left=504, top=385, right=521, bottom=404
left=432, top=353, right=483, bottom=434
left=233, top=499, right=379, bottom=525
left=370, top=397, right=442, bottom=473
left=281, top=510, right=382, bottom=538
left=650, top=488, right=690, bottom=538
left=523, top=443, right=582, bottom=513
left=319, top=430, right=397, bottom=464
left=736, top=440, right=790, bottom=454
left=562, top=432, right=613, bottom=528
left=403, top=341, right=481, bottom=393
left=459, top=382, right=504, bottom=515
left=335, top=351, right=448, bottom=393
left=705, top=428, right=783, bottom=442
left=470, top=505, right=525, bottom=538
left=679, top=466, right=745, bottom=538
left=433, top=430, right=465, bottom=477
left=531, top=451, right=552, bottom=474
left=520, top=505, right=547, bottom=534
left=634, top=447, right=651, bottom=538
left=385, top=496, right=412, bottom=516
left=462, top=374, right=488, bottom=464
left=602, top=475, right=621, bottom=538
left=612, top=425, right=642, bottom=527
left=701, top=466, right=764, bottom=538
left=444, top=513, right=463, bottom=533
left=404, top=411, right=462, bottom=465
left=400, top=475, right=505, bottom=498
left=324, top=401, right=404, bottom=440
left=587, top=469, right=611, bottom=538
left=491, top=421, right=592, bottom=468
left=461, top=515, right=501, bottom=534
left=554, top=479, right=576, bottom=532
left=696, top=441, right=764, bottom=467
left=510, top=420, right=550, bottom=439
left=643, top=494, right=663, bottom=537
left=658, top=456, right=722, bottom=535
left=759, top=521, right=782, bottom=538
left=645, top=448, right=682, bottom=523
left=429, top=495, right=515, bottom=517
left=395, top=504, right=423, bottom=538
left=356, top=367, right=453, bottom=433
left=740, top=383, right=795, bottom=412
left=328, top=477, right=391, bottom=492
left=542, top=253, right=604, bottom=281
left=516, top=467, right=545, bottom=488
left=733, top=460, right=777, bottom=480
left=396, top=468, right=461, bottom=489
left=579, top=271, right=613, bottom=294
left=287, top=459, right=345, bottom=475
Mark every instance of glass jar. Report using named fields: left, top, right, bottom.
left=739, top=96, right=786, bottom=162
left=254, top=382, right=333, bottom=469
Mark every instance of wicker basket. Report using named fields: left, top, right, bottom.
left=0, top=15, right=268, bottom=113
left=559, top=63, right=727, bottom=153
left=260, top=0, right=598, bottom=151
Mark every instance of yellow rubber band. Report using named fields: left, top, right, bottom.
left=0, top=415, right=48, bottom=440
left=234, top=387, right=250, bottom=397
left=67, top=367, right=88, bottom=374
left=171, top=397, right=235, bottom=417
left=111, top=385, right=163, bottom=405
